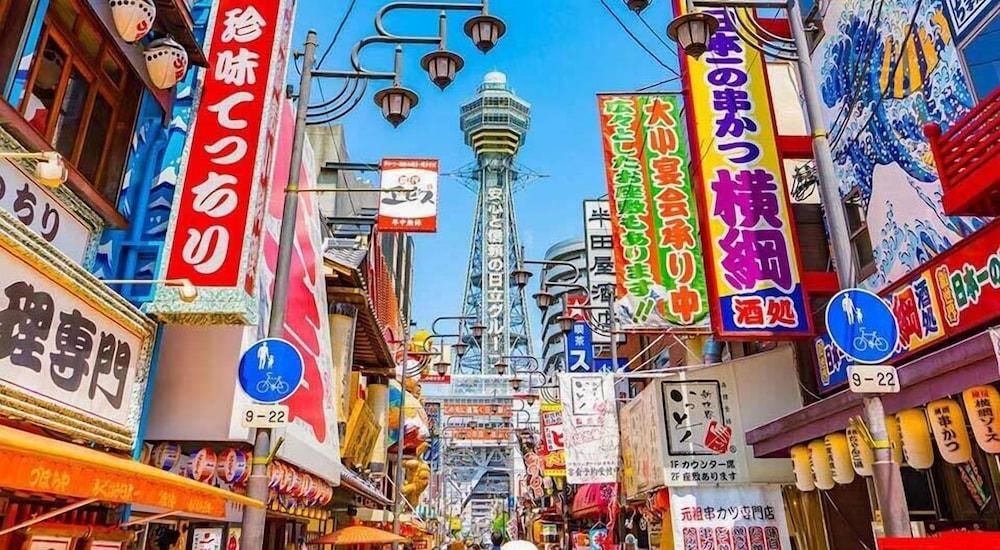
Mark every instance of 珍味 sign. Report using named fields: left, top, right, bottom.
left=154, top=0, right=291, bottom=322
left=598, top=93, right=710, bottom=332
left=678, top=5, right=810, bottom=337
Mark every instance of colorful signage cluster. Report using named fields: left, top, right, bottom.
left=154, top=0, right=291, bottom=322
left=816, top=220, right=1000, bottom=392
left=377, top=158, right=439, bottom=233
left=597, top=93, right=710, bottom=332
left=678, top=6, right=810, bottom=337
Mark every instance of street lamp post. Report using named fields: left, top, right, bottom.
left=240, top=5, right=507, bottom=546
left=667, top=0, right=910, bottom=537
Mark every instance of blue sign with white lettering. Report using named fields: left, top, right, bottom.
left=238, top=338, right=304, bottom=403
left=595, top=357, right=629, bottom=372
left=565, top=321, right=594, bottom=373
left=825, top=289, right=899, bottom=364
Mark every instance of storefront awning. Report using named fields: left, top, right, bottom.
left=571, top=483, right=614, bottom=520
left=0, top=426, right=262, bottom=518
left=338, top=469, right=392, bottom=507
left=747, top=330, right=999, bottom=458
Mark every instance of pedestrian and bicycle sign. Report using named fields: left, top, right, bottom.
left=238, top=338, right=303, bottom=404
left=825, top=289, right=899, bottom=364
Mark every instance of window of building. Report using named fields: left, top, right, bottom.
left=19, top=0, right=141, bottom=203
left=0, top=0, right=38, bottom=90
left=843, top=188, right=876, bottom=279
left=962, top=10, right=1000, bottom=100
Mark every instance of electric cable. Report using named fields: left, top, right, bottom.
left=317, top=0, right=359, bottom=69
left=598, top=0, right=681, bottom=78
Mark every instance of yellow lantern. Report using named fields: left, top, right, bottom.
left=896, top=408, right=934, bottom=470
left=846, top=426, right=874, bottom=476
left=790, top=444, right=815, bottom=492
left=824, top=433, right=855, bottom=485
left=928, top=399, right=972, bottom=464
left=884, top=414, right=905, bottom=465
left=962, top=385, right=1000, bottom=454
left=808, top=439, right=835, bottom=491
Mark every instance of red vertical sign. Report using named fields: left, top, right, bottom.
left=161, top=0, right=289, bottom=302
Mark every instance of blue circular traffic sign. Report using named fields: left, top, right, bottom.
left=825, top=288, right=899, bottom=364
left=238, top=338, right=303, bottom=403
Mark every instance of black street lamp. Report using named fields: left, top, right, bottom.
left=307, top=1, right=506, bottom=126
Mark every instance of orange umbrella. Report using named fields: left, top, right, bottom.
left=308, top=525, right=409, bottom=546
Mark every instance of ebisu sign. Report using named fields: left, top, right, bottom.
left=675, top=2, right=811, bottom=338
left=150, top=0, right=293, bottom=323
left=597, top=93, right=710, bottom=333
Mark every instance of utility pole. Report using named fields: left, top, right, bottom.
left=392, top=321, right=413, bottom=549
left=785, top=0, right=911, bottom=537
left=240, top=30, right=318, bottom=550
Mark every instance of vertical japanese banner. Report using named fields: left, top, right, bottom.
left=150, top=0, right=292, bottom=323
left=377, top=158, right=440, bottom=233
left=669, top=485, right=792, bottom=550
left=559, top=373, right=620, bottom=484
left=597, top=93, right=710, bottom=332
left=677, top=5, right=811, bottom=337
left=583, top=200, right=616, bottom=344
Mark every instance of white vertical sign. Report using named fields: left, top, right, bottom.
left=559, top=373, right=620, bottom=483
left=483, top=183, right=507, bottom=368
left=583, top=200, right=616, bottom=345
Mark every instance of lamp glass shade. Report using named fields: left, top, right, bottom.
left=452, top=341, right=468, bottom=358
left=494, top=362, right=507, bottom=376
left=625, top=0, right=651, bottom=13
left=667, top=13, right=720, bottom=59
left=374, top=86, right=419, bottom=127
left=464, top=15, right=506, bottom=53
left=471, top=324, right=486, bottom=339
left=511, top=268, right=532, bottom=288
left=557, top=315, right=575, bottom=334
left=533, top=292, right=555, bottom=310
left=421, top=50, right=464, bottom=90
left=435, top=361, right=449, bottom=376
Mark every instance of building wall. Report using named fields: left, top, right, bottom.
left=537, top=238, right=586, bottom=375
left=813, top=0, right=993, bottom=290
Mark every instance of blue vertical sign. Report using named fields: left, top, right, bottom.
left=595, top=357, right=629, bottom=372
left=565, top=321, right=594, bottom=373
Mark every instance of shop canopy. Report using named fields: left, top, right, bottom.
left=571, top=483, right=615, bottom=520
left=308, top=525, right=408, bottom=545
left=0, top=425, right=262, bottom=518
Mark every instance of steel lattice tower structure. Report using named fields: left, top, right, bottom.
left=459, top=72, right=534, bottom=374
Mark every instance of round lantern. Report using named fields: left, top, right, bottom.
left=109, top=0, right=155, bottom=43
left=807, top=439, right=835, bottom=491
left=187, top=448, right=218, bottom=482
left=267, top=462, right=284, bottom=489
left=217, top=448, right=250, bottom=484
left=896, top=408, right=934, bottom=469
left=928, top=398, right=973, bottom=464
left=884, top=414, right=905, bottom=465
left=846, top=426, right=874, bottom=476
left=318, top=482, right=333, bottom=506
left=279, top=463, right=294, bottom=494
left=789, top=444, right=815, bottom=492
left=144, top=37, right=188, bottom=89
left=962, top=385, right=1000, bottom=454
left=287, top=468, right=302, bottom=497
left=151, top=442, right=181, bottom=471
left=824, top=433, right=855, bottom=485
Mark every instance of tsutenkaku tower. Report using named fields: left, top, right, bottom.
left=459, top=71, right=533, bottom=374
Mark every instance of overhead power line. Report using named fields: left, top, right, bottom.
left=598, top=0, right=681, bottom=79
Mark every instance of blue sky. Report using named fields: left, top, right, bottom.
left=291, top=0, right=683, bottom=333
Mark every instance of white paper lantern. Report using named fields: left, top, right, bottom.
left=109, top=0, right=156, bottom=43
left=144, top=37, right=188, bottom=89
